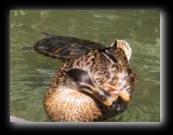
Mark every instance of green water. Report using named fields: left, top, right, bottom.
left=10, top=10, right=160, bottom=122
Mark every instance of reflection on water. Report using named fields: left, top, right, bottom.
left=10, top=10, right=160, bottom=122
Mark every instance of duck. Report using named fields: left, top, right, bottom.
left=33, top=32, right=138, bottom=122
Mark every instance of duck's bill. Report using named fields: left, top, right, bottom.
left=104, top=84, right=130, bottom=102
left=79, top=82, right=118, bottom=106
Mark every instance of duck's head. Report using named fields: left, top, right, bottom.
left=64, top=68, right=118, bottom=106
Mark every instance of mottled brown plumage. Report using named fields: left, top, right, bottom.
left=34, top=32, right=138, bottom=122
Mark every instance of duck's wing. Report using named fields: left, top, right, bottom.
left=34, top=32, right=106, bottom=62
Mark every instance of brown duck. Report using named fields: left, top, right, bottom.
left=33, top=32, right=138, bottom=122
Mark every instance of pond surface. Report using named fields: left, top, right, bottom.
left=10, top=10, right=160, bottom=122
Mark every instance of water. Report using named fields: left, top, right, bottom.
left=10, top=10, right=160, bottom=122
